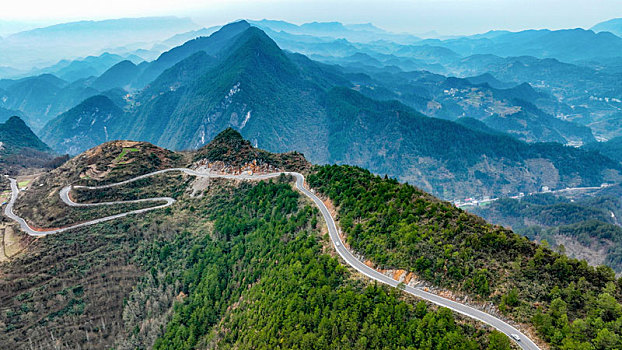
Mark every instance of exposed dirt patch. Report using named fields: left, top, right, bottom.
left=554, top=234, right=609, bottom=267
left=190, top=176, right=213, bottom=197
left=0, top=224, right=34, bottom=262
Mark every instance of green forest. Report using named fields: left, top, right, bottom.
left=5, top=137, right=622, bottom=349
left=308, top=165, right=622, bottom=349
left=148, top=178, right=496, bottom=349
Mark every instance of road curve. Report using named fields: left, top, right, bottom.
left=3, top=169, right=540, bottom=349
left=5, top=178, right=175, bottom=237
left=291, top=173, right=541, bottom=350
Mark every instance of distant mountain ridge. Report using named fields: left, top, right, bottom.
left=4, top=18, right=621, bottom=145
left=592, top=17, right=622, bottom=37
left=0, top=73, right=100, bottom=131
left=0, top=106, right=26, bottom=124
left=0, top=16, right=198, bottom=70
left=422, top=28, right=622, bottom=62
left=0, top=116, right=56, bottom=173
left=40, top=95, right=124, bottom=155
left=24, top=52, right=139, bottom=82
left=249, top=19, right=421, bottom=44
left=352, top=68, right=594, bottom=144
left=40, top=22, right=622, bottom=199
left=132, top=20, right=251, bottom=89
left=91, top=60, right=140, bottom=91
left=247, top=19, right=622, bottom=143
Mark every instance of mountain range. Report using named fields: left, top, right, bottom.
left=0, top=17, right=198, bottom=70
left=250, top=20, right=622, bottom=144
left=0, top=74, right=100, bottom=131
left=38, top=21, right=622, bottom=199
left=3, top=17, right=622, bottom=145
left=348, top=68, right=595, bottom=144
left=421, top=28, right=622, bottom=63
left=4, top=15, right=622, bottom=350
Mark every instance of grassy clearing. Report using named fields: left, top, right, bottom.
left=17, top=180, right=30, bottom=188
left=114, top=148, right=139, bottom=163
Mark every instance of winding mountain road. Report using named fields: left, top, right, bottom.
left=3, top=169, right=540, bottom=349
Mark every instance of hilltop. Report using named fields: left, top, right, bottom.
left=194, top=128, right=309, bottom=173
left=57, top=140, right=185, bottom=185
left=0, top=116, right=49, bottom=154
left=11, top=140, right=185, bottom=229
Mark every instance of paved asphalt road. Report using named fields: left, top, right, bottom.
left=289, top=173, right=540, bottom=350
left=4, top=169, right=540, bottom=349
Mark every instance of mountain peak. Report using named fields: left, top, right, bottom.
left=231, top=19, right=249, bottom=26
left=218, top=26, right=298, bottom=79
left=133, top=19, right=251, bottom=88
left=5, top=115, right=28, bottom=127
left=217, top=19, right=251, bottom=35
left=210, top=127, right=248, bottom=148
left=198, top=127, right=253, bottom=163
left=195, top=127, right=308, bottom=172
left=236, top=26, right=282, bottom=50
left=0, top=114, right=51, bottom=154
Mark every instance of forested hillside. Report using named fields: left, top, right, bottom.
left=308, top=165, right=622, bottom=349
left=0, top=137, right=503, bottom=349
left=324, top=88, right=622, bottom=198
left=40, top=95, right=124, bottom=155
left=585, top=137, right=622, bottom=163
left=151, top=179, right=494, bottom=350
left=5, top=129, right=622, bottom=349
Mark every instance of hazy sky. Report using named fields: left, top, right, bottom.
left=2, top=0, right=622, bottom=36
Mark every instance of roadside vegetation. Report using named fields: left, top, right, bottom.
left=150, top=178, right=496, bottom=350
left=308, top=165, right=622, bottom=349
left=0, top=171, right=501, bottom=349
left=0, top=135, right=505, bottom=349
